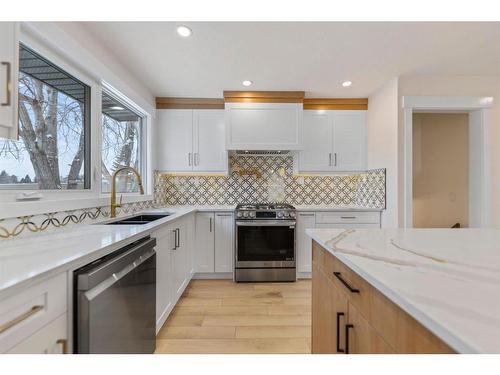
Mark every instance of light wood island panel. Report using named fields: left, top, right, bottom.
left=312, top=241, right=454, bottom=354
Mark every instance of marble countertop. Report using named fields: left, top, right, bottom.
left=0, top=207, right=196, bottom=299
left=306, top=228, right=500, bottom=354
left=0, top=204, right=381, bottom=300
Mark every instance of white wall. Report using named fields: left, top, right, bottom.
left=367, top=77, right=399, bottom=228
left=398, top=75, right=500, bottom=227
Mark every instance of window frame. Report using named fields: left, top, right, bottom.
left=99, top=82, right=149, bottom=197
left=0, top=29, right=153, bottom=219
left=0, top=42, right=93, bottom=191
left=0, top=34, right=99, bottom=198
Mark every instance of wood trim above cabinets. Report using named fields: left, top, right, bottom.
left=303, top=98, right=368, bottom=110
left=223, top=91, right=305, bottom=103
left=156, top=97, right=225, bottom=109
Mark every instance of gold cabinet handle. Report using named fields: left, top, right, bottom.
left=0, top=305, right=44, bottom=334
left=1, top=61, right=11, bottom=106
left=56, top=339, right=68, bottom=354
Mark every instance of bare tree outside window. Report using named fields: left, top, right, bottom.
left=0, top=71, right=88, bottom=189
left=101, top=91, right=143, bottom=193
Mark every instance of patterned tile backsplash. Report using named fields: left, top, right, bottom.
left=0, top=155, right=385, bottom=239
left=155, top=154, right=386, bottom=208
left=0, top=200, right=156, bottom=239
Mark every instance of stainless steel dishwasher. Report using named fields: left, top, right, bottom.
left=74, top=236, right=156, bottom=354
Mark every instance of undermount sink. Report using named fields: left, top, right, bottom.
left=104, top=213, right=171, bottom=225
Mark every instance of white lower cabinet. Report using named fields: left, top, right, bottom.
left=195, top=212, right=215, bottom=273
left=0, top=273, right=68, bottom=354
left=214, top=213, right=234, bottom=273
left=194, top=211, right=234, bottom=276
left=296, top=210, right=381, bottom=279
left=296, top=212, right=316, bottom=274
left=153, top=224, right=175, bottom=331
left=6, top=313, right=67, bottom=354
left=153, top=214, right=195, bottom=333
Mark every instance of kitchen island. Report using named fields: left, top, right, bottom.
left=306, top=228, right=500, bottom=354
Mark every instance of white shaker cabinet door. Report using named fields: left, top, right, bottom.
left=0, top=22, right=19, bottom=140
left=296, top=212, right=316, bottom=274
left=214, top=212, right=234, bottom=273
left=299, top=111, right=333, bottom=171
left=194, top=212, right=215, bottom=273
left=6, top=314, right=68, bottom=354
left=225, top=102, right=303, bottom=150
left=157, top=109, right=193, bottom=172
left=153, top=225, right=175, bottom=331
left=193, top=110, right=227, bottom=172
left=171, top=221, right=190, bottom=301
left=332, top=111, right=367, bottom=171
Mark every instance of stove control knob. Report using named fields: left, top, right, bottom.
left=289, top=211, right=296, bottom=218
left=237, top=211, right=243, bottom=218
left=277, top=211, right=284, bottom=219
left=283, top=212, right=290, bottom=218
left=243, top=212, right=249, bottom=218
left=250, top=211, right=256, bottom=218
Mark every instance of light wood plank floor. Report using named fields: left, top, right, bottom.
left=156, top=279, right=312, bottom=354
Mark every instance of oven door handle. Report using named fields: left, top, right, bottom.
left=236, top=220, right=296, bottom=227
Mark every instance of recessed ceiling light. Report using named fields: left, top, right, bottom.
left=342, top=80, right=353, bottom=87
left=176, top=25, right=192, bottom=37
left=110, top=106, right=124, bottom=110
left=242, top=80, right=253, bottom=87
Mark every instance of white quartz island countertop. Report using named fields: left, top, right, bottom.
left=306, top=228, right=500, bottom=354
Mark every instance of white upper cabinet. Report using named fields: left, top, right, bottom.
left=299, top=111, right=332, bottom=171
left=298, top=110, right=366, bottom=172
left=225, top=102, right=303, bottom=150
left=157, top=109, right=193, bottom=172
left=0, top=22, right=19, bottom=140
left=157, top=109, right=227, bottom=173
left=193, top=110, right=227, bottom=171
left=332, top=111, right=367, bottom=171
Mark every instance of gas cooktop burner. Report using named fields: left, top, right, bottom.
left=236, top=203, right=295, bottom=210
left=235, top=203, right=296, bottom=220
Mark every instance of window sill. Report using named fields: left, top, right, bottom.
left=0, top=194, right=154, bottom=219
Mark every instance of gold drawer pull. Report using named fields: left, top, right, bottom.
left=0, top=305, right=44, bottom=334
left=57, top=339, right=68, bottom=354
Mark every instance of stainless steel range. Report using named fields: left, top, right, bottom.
left=234, top=203, right=296, bottom=282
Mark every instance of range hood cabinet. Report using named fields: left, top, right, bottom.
left=225, top=102, right=303, bottom=151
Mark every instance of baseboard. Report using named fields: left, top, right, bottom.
left=193, top=272, right=233, bottom=280
left=297, top=272, right=311, bottom=279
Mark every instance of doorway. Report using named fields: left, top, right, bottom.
left=412, top=113, right=469, bottom=228
left=402, top=96, right=492, bottom=228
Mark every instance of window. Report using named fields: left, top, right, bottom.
left=0, top=44, right=90, bottom=190
left=101, top=89, right=144, bottom=193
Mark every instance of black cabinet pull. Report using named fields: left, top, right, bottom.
left=345, top=324, right=354, bottom=354
left=333, top=272, right=360, bottom=293
left=176, top=228, right=180, bottom=248
left=336, top=312, right=345, bottom=353
left=172, top=229, right=177, bottom=250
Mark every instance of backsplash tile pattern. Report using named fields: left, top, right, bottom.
left=0, top=200, right=155, bottom=239
left=1, top=155, right=385, bottom=240
left=155, top=155, right=386, bottom=208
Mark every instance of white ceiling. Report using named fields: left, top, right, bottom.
left=79, top=22, right=500, bottom=98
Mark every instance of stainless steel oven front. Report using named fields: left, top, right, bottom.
left=235, top=220, right=296, bottom=282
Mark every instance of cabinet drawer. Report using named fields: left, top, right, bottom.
left=315, top=211, right=380, bottom=224
left=0, top=273, right=67, bottom=353
left=6, top=313, right=67, bottom=354
left=329, top=257, right=371, bottom=320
